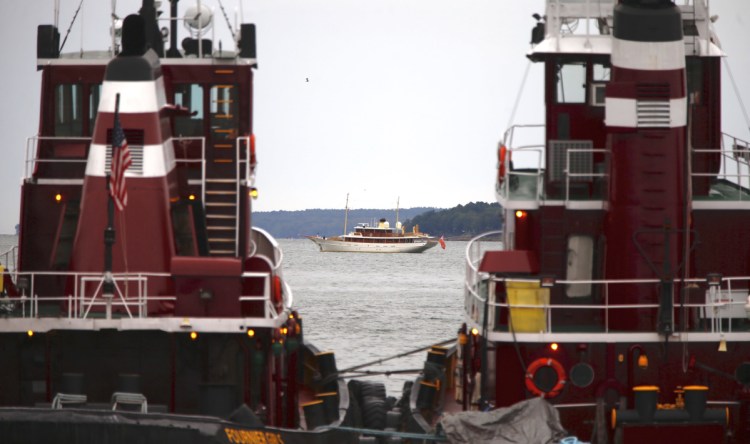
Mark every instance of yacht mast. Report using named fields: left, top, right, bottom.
left=395, top=197, right=400, bottom=230
left=343, top=193, right=349, bottom=235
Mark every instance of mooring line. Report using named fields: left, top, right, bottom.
left=337, top=337, right=454, bottom=375
left=345, top=368, right=423, bottom=378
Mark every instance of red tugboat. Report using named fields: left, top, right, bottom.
left=0, top=1, right=360, bottom=442
left=405, top=0, right=750, bottom=443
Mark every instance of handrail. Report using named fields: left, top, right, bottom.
left=0, top=246, right=18, bottom=274
left=463, top=231, right=504, bottom=313
left=687, top=132, right=750, bottom=199
left=464, top=272, right=750, bottom=335
left=252, top=227, right=284, bottom=273
left=498, top=124, right=546, bottom=203
left=25, top=136, right=92, bottom=180
left=465, top=230, right=503, bottom=276
left=0, top=268, right=284, bottom=322
left=498, top=129, right=750, bottom=205
left=172, top=135, right=207, bottom=204
left=564, top=148, right=608, bottom=204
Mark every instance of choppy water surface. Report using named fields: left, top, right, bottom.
left=281, top=238, right=475, bottom=395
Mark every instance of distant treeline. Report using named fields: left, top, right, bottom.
left=253, top=208, right=436, bottom=239
left=403, top=202, right=502, bottom=239
left=253, top=202, right=502, bottom=239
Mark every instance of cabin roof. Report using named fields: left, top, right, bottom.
left=479, top=250, right=540, bottom=274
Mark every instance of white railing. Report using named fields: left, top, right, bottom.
left=463, top=232, right=750, bottom=337
left=692, top=133, right=750, bottom=199
left=497, top=124, right=546, bottom=203
left=464, top=231, right=503, bottom=327
left=1, top=268, right=288, bottom=322
left=499, top=127, right=750, bottom=205
left=0, top=246, right=18, bottom=274
left=544, top=0, right=616, bottom=42
left=465, top=273, right=750, bottom=336
left=25, top=136, right=91, bottom=180
left=173, top=136, right=207, bottom=204
left=564, top=148, right=608, bottom=204
left=24, top=135, right=207, bottom=190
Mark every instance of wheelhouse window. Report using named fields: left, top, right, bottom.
left=88, top=84, right=101, bottom=135
left=174, top=84, right=205, bottom=137
left=55, top=84, right=83, bottom=136
left=210, top=84, right=238, bottom=139
left=593, top=63, right=610, bottom=82
left=556, top=62, right=586, bottom=104
left=590, top=63, right=610, bottom=106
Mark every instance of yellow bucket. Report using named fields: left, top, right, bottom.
left=507, top=281, right=549, bottom=332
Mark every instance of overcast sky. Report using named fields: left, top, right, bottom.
left=1, top=1, right=748, bottom=234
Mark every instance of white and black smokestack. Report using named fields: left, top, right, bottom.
left=604, top=0, right=687, bottom=332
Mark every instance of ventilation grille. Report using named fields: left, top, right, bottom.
left=105, top=145, right=143, bottom=175
left=636, top=83, right=670, bottom=128
left=105, top=128, right=144, bottom=175
left=549, top=140, right=593, bottom=182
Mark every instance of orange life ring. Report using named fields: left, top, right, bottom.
left=525, top=357, right=567, bottom=398
left=272, top=275, right=283, bottom=307
left=250, top=133, right=257, bottom=167
left=498, top=144, right=509, bottom=183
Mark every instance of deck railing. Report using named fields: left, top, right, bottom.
left=24, top=136, right=91, bottom=181
left=692, top=133, right=750, bottom=200
left=24, top=135, right=207, bottom=185
left=173, top=136, right=207, bottom=203
left=0, top=246, right=18, bottom=275
left=498, top=125, right=750, bottom=205
left=464, top=232, right=750, bottom=338
left=496, top=124, right=545, bottom=205
left=0, top=229, right=291, bottom=324
left=1, top=269, right=286, bottom=322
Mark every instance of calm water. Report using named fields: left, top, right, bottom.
left=280, top=238, right=472, bottom=395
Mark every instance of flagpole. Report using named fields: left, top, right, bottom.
left=103, top=93, right=120, bottom=320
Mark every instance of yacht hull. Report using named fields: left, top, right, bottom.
left=307, top=236, right=437, bottom=253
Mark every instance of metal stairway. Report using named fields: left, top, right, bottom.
left=204, top=83, right=240, bottom=257
left=204, top=177, right=238, bottom=256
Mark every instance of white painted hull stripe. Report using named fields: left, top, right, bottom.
left=611, top=39, right=685, bottom=71
left=99, top=80, right=166, bottom=113
left=605, top=97, right=686, bottom=128
left=85, top=142, right=176, bottom=177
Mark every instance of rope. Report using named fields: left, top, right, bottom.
left=723, top=57, right=750, bottom=134
left=216, top=0, right=236, bottom=40
left=59, top=0, right=85, bottom=54
left=331, top=426, right=447, bottom=442
left=506, top=60, right=532, bottom=130
left=345, top=368, right=422, bottom=378
left=337, top=337, right=454, bottom=375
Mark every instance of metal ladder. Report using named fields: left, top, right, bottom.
left=204, top=83, right=240, bottom=257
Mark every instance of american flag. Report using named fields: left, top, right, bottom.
left=110, top=96, right=132, bottom=211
